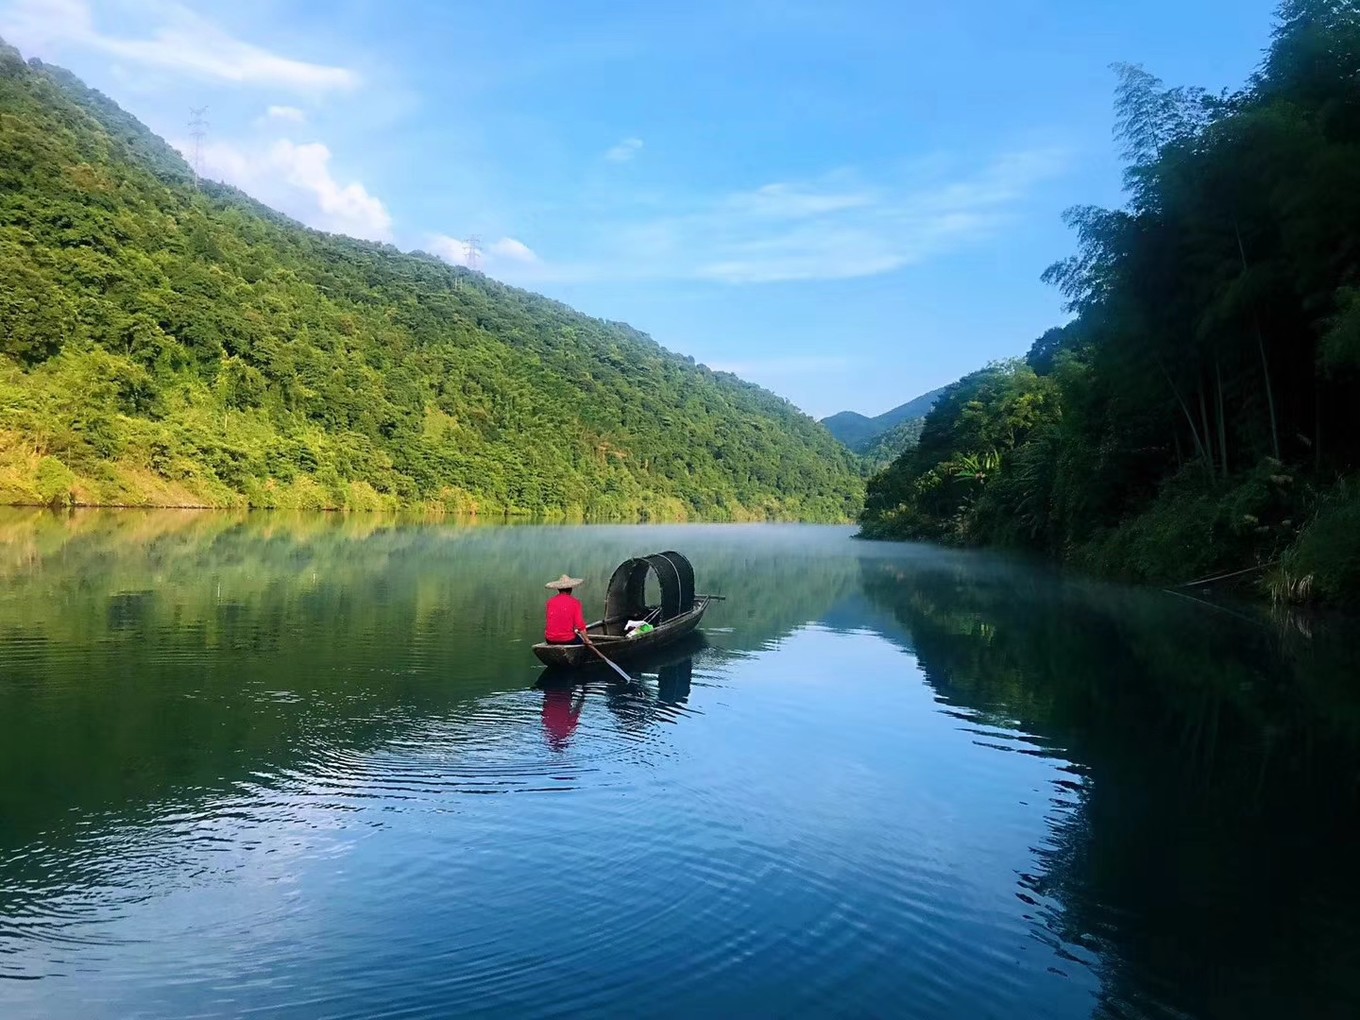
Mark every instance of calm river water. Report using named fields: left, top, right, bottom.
left=1, top=510, right=1359, bottom=1018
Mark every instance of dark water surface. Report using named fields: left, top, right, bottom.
left=2, top=510, right=1359, bottom=1019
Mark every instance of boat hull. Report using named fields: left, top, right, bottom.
left=537, top=632, right=709, bottom=687
left=532, top=598, right=710, bottom=669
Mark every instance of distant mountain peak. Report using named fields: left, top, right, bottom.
left=821, top=386, right=946, bottom=452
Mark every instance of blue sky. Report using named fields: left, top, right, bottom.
left=2, top=0, right=1279, bottom=418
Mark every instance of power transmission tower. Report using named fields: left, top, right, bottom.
left=464, top=235, right=482, bottom=272
left=188, top=106, right=209, bottom=185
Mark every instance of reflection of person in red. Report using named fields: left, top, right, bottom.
left=541, top=687, right=585, bottom=751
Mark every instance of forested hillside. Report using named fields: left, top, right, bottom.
left=0, top=41, right=861, bottom=520
left=861, top=0, right=1360, bottom=605
left=855, top=415, right=928, bottom=472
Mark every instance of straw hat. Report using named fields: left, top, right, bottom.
left=545, top=573, right=584, bottom=590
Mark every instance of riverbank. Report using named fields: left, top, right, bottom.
left=1070, top=472, right=1360, bottom=607
left=0, top=433, right=852, bottom=524
left=860, top=465, right=1360, bottom=609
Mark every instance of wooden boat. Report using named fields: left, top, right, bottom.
left=537, top=631, right=710, bottom=685
left=532, top=597, right=714, bottom=668
left=532, top=550, right=721, bottom=669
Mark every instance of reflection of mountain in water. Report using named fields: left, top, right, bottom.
left=856, top=555, right=1360, bottom=1020
left=0, top=510, right=859, bottom=863
left=814, top=589, right=909, bottom=638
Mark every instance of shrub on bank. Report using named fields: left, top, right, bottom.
left=1272, top=481, right=1360, bottom=606
left=1075, top=461, right=1305, bottom=586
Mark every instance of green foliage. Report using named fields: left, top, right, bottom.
left=1075, top=460, right=1306, bottom=584
left=856, top=415, right=925, bottom=472
left=32, top=455, right=75, bottom=506
left=1272, top=480, right=1360, bottom=603
left=860, top=362, right=1059, bottom=543
left=860, top=1, right=1360, bottom=604
left=0, top=41, right=861, bottom=521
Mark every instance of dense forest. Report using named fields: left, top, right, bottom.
left=0, top=41, right=862, bottom=521
left=854, top=415, right=928, bottom=473
left=861, top=0, right=1360, bottom=605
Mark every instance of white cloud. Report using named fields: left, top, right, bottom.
left=604, top=137, right=643, bottom=163
left=0, top=0, right=358, bottom=93
left=270, top=140, right=391, bottom=240
left=428, top=234, right=540, bottom=271
left=536, top=146, right=1069, bottom=285
left=266, top=105, right=307, bottom=124
left=488, top=237, right=539, bottom=263
left=189, top=137, right=392, bottom=242
left=726, top=182, right=875, bottom=219
left=696, top=227, right=904, bottom=285
left=427, top=233, right=476, bottom=266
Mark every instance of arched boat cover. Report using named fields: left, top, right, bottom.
left=659, top=550, right=695, bottom=609
left=604, top=550, right=696, bottom=628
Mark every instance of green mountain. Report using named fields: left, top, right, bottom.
left=0, top=41, right=861, bottom=521
left=818, top=411, right=877, bottom=450
left=816, top=386, right=946, bottom=476
left=821, top=387, right=945, bottom=450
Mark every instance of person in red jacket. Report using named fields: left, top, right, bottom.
left=544, top=573, right=589, bottom=644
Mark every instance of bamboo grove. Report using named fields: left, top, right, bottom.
left=861, top=0, right=1360, bottom=605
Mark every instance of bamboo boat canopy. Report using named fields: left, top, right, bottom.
left=604, top=550, right=696, bottom=625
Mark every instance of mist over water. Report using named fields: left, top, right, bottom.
left=1, top=509, right=1358, bottom=1018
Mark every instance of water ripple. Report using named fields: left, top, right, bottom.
left=9, top=521, right=1344, bottom=1020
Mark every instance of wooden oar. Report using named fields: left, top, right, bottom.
left=579, top=632, right=632, bottom=682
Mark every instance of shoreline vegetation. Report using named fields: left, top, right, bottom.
left=0, top=40, right=862, bottom=526
left=857, top=0, right=1360, bottom=608
left=0, top=465, right=831, bottom=523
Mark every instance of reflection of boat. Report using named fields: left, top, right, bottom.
left=653, top=637, right=700, bottom=704
left=532, top=551, right=720, bottom=669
